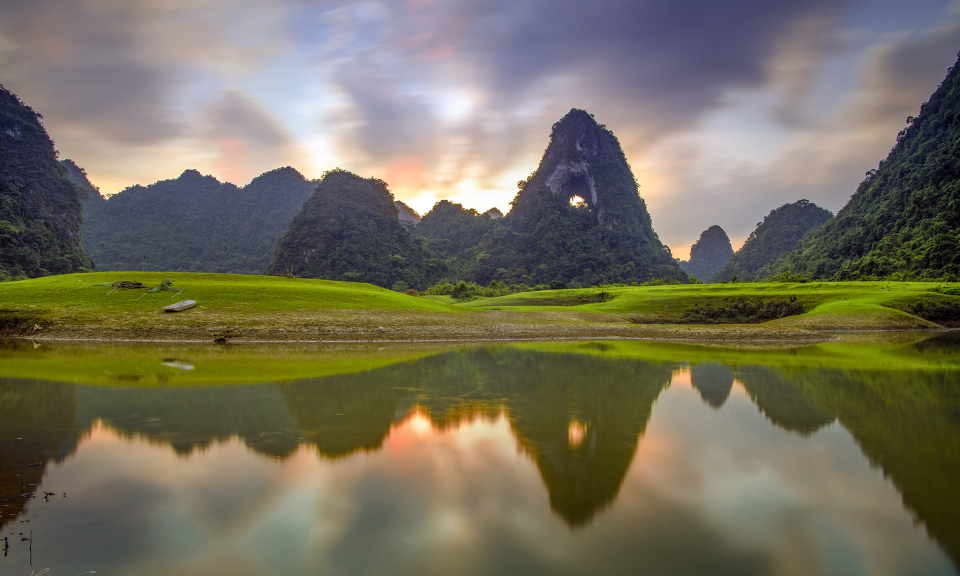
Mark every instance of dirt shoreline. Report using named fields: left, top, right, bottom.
left=4, top=322, right=899, bottom=345
left=4, top=305, right=950, bottom=345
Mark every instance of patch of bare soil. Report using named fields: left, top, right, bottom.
left=13, top=308, right=842, bottom=344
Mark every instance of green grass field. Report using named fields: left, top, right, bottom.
left=0, top=272, right=958, bottom=339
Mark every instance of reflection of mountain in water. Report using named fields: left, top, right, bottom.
left=499, top=348, right=674, bottom=526
left=690, top=363, right=734, bottom=409
left=734, top=356, right=960, bottom=568
left=2, top=341, right=959, bottom=557
left=73, top=385, right=304, bottom=458
left=0, top=380, right=85, bottom=531
left=281, top=346, right=677, bottom=526
left=736, top=366, right=835, bottom=436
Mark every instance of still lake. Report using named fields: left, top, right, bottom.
left=1, top=334, right=958, bottom=576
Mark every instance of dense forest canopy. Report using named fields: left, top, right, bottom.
left=268, top=168, right=443, bottom=289
left=770, top=53, right=960, bottom=280
left=83, top=166, right=316, bottom=274
left=0, top=86, right=92, bottom=280
left=414, top=200, right=497, bottom=260
left=677, top=225, right=733, bottom=282
left=712, top=199, right=833, bottom=282
left=394, top=200, right=420, bottom=224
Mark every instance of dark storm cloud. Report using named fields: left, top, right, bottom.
left=419, top=0, right=849, bottom=126
left=653, top=18, right=960, bottom=253
left=0, top=0, right=179, bottom=145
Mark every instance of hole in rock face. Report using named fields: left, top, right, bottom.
left=570, top=195, right=588, bottom=208
left=561, top=173, right=593, bottom=209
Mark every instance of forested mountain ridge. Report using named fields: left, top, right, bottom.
left=430, top=109, right=685, bottom=286
left=711, top=200, right=833, bottom=282
left=678, top=225, right=733, bottom=282
left=394, top=200, right=420, bottom=224
left=83, top=166, right=316, bottom=274
left=414, top=200, right=497, bottom=260
left=0, top=86, right=93, bottom=280
left=268, top=168, right=443, bottom=289
left=61, top=159, right=105, bottom=205
left=771, top=54, right=960, bottom=280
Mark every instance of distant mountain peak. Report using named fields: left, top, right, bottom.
left=483, top=207, right=503, bottom=220
left=394, top=200, right=420, bottom=223
left=678, top=225, right=733, bottom=281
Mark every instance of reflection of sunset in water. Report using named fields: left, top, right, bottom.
left=568, top=420, right=586, bottom=448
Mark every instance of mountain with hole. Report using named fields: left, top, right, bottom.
left=437, top=109, right=684, bottom=286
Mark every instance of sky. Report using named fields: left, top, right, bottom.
left=1, top=0, right=959, bottom=258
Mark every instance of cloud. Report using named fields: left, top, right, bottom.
left=2, top=0, right=957, bottom=245
left=307, top=0, right=855, bottom=213
left=202, top=89, right=302, bottom=185
left=645, top=18, right=960, bottom=257
left=0, top=0, right=179, bottom=145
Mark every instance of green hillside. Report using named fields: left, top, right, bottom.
left=82, top=166, right=316, bottom=274
left=0, top=86, right=93, bottom=280
left=678, top=225, right=733, bottom=282
left=712, top=199, right=833, bottom=282
left=773, top=54, right=960, bottom=280
left=268, top=169, right=444, bottom=289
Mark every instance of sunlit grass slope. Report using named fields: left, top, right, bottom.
left=462, top=281, right=959, bottom=327
left=0, top=272, right=456, bottom=318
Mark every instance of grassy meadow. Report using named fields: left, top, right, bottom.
left=0, top=272, right=957, bottom=341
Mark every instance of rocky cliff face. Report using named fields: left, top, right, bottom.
left=678, top=225, right=733, bottom=281
left=0, top=86, right=93, bottom=280
left=269, top=169, right=441, bottom=289
left=512, top=109, right=649, bottom=230
left=394, top=200, right=420, bottom=233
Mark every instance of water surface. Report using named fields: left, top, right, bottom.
left=1, top=334, right=958, bottom=575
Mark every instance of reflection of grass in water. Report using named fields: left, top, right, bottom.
left=0, top=341, right=466, bottom=386
left=2, top=339, right=958, bottom=558
left=512, top=333, right=960, bottom=372
left=3, top=332, right=958, bottom=388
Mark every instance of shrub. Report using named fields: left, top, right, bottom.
left=681, top=296, right=805, bottom=324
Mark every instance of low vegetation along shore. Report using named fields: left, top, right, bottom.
left=1, top=272, right=958, bottom=344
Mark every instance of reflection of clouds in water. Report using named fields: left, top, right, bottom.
left=16, top=387, right=951, bottom=576
left=633, top=374, right=953, bottom=576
